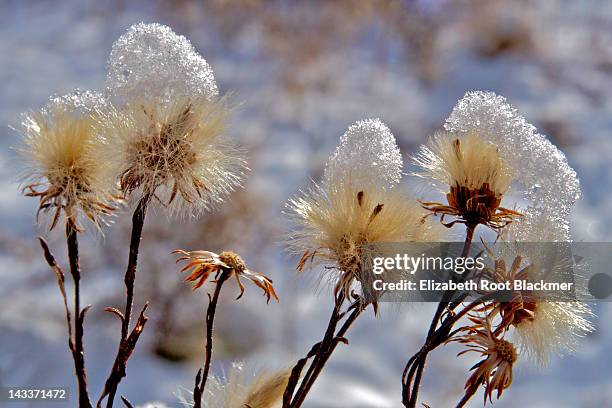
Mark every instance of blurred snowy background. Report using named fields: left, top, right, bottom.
left=1, top=0, right=612, bottom=407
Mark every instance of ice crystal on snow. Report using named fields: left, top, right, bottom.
left=445, top=91, right=581, bottom=238
left=507, top=207, right=571, bottom=241
left=107, top=22, right=218, bottom=103
left=48, top=89, right=107, bottom=115
left=324, top=118, right=403, bottom=188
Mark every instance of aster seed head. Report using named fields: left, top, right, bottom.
left=414, top=130, right=521, bottom=230
left=19, top=90, right=120, bottom=231
left=96, top=96, right=246, bottom=216
left=286, top=119, right=444, bottom=301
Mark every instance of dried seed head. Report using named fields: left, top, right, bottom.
left=512, top=301, right=593, bottom=367
left=241, top=367, right=291, bottom=408
left=445, top=91, right=581, bottom=236
left=485, top=240, right=594, bottom=366
left=286, top=119, right=443, bottom=300
left=414, top=130, right=520, bottom=230
left=218, top=251, right=246, bottom=273
left=96, top=96, right=246, bottom=216
left=494, top=339, right=517, bottom=364
left=415, top=130, right=513, bottom=197
left=19, top=90, right=119, bottom=230
left=195, top=363, right=290, bottom=408
left=101, top=23, right=245, bottom=216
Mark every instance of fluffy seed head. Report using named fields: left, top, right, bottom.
left=193, top=363, right=290, bottom=408
left=287, top=181, right=442, bottom=298
left=445, top=91, right=581, bottom=236
left=414, top=130, right=520, bottom=230
left=19, top=91, right=119, bottom=230
left=414, top=130, right=513, bottom=197
left=286, top=119, right=442, bottom=299
left=512, top=301, right=593, bottom=366
left=95, top=96, right=246, bottom=216
left=484, top=236, right=594, bottom=366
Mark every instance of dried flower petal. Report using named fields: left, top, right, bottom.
left=450, top=316, right=516, bottom=404
left=174, top=249, right=278, bottom=303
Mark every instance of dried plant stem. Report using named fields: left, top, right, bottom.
left=99, top=195, right=151, bottom=408
left=121, top=195, right=150, bottom=341
left=38, top=233, right=93, bottom=408
left=66, top=221, right=94, bottom=408
left=402, top=223, right=477, bottom=408
left=120, top=396, right=135, bottom=408
left=193, top=269, right=231, bottom=408
left=283, top=293, right=366, bottom=408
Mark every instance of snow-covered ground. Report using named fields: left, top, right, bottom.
left=1, top=1, right=611, bottom=407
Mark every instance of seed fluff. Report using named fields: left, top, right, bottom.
left=19, top=90, right=119, bottom=230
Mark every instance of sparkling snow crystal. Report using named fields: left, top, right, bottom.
left=444, top=91, right=581, bottom=238
left=107, top=22, right=218, bottom=103
left=324, top=118, right=403, bottom=188
left=48, top=89, right=108, bottom=115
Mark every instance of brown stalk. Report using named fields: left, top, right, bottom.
left=283, top=292, right=366, bottom=408
left=38, top=228, right=93, bottom=408
left=402, top=223, right=477, bottom=408
left=99, top=194, right=151, bottom=408
left=193, top=268, right=231, bottom=408
left=120, top=396, right=135, bottom=408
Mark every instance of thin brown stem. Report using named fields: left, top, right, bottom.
left=193, top=269, right=231, bottom=408
left=296, top=294, right=343, bottom=396
left=283, top=293, right=343, bottom=408
left=99, top=195, right=151, bottom=408
left=121, top=195, right=150, bottom=341
left=461, top=223, right=476, bottom=259
left=66, top=221, right=93, bottom=408
left=39, top=236, right=92, bottom=408
left=284, top=294, right=366, bottom=408
left=402, top=223, right=478, bottom=408
left=294, top=303, right=363, bottom=407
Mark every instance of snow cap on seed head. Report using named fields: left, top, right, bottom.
left=107, top=22, right=218, bottom=103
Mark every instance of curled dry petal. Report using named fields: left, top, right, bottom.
left=174, top=249, right=279, bottom=303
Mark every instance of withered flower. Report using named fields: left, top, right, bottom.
left=20, top=91, right=119, bottom=230
left=413, top=130, right=520, bottom=231
left=481, top=254, right=538, bottom=331
left=96, top=96, right=246, bottom=216
left=482, top=245, right=593, bottom=366
left=174, top=250, right=278, bottom=303
left=450, top=316, right=516, bottom=404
